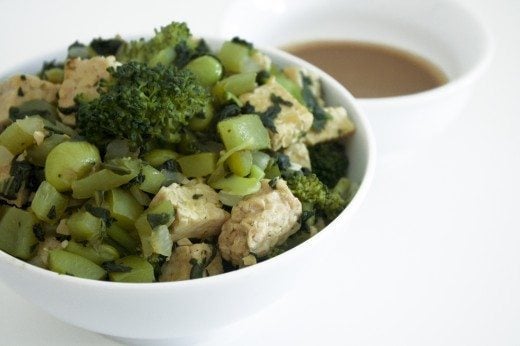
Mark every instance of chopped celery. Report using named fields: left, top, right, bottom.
left=185, top=55, right=223, bottom=87
left=227, top=150, right=253, bottom=177
left=213, top=72, right=257, bottom=103
left=0, top=206, right=38, bottom=259
left=31, top=181, right=68, bottom=223
left=138, top=165, right=165, bottom=194
left=218, top=41, right=251, bottom=74
left=65, top=241, right=119, bottom=265
left=251, top=151, right=271, bottom=171
left=26, top=134, right=69, bottom=167
left=107, top=256, right=154, bottom=283
left=217, top=114, right=270, bottom=151
left=248, top=164, right=265, bottom=180
left=45, top=141, right=101, bottom=192
left=177, top=152, right=217, bottom=178
left=106, top=188, right=143, bottom=231
left=211, top=175, right=261, bottom=196
left=67, top=210, right=104, bottom=243
left=48, top=249, right=106, bottom=280
left=71, top=158, right=140, bottom=199
left=142, top=149, right=179, bottom=167
left=0, top=116, right=45, bottom=155
left=135, top=200, right=174, bottom=258
left=107, top=223, right=139, bottom=255
left=129, top=185, right=152, bottom=206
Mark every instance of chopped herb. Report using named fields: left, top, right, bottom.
left=192, top=193, right=203, bottom=200
left=47, top=206, right=57, bottom=220
left=102, top=261, right=132, bottom=273
left=55, top=234, right=71, bottom=242
left=301, top=75, right=330, bottom=131
left=241, top=102, right=255, bottom=114
left=32, top=224, right=45, bottom=242
left=159, top=159, right=180, bottom=172
left=147, top=213, right=171, bottom=229
left=270, top=93, right=292, bottom=107
left=85, top=204, right=113, bottom=226
left=231, top=37, right=253, bottom=50
left=101, top=162, right=132, bottom=175
left=256, top=70, right=271, bottom=85
left=89, top=37, right=124, bottom=56
left=20, top=75, right=26, bottom=81
left=275, top=152, right=291, bottom=171
left=259, top=104, right=281, bottom=133
left=58, top=104, right=79, bottom=115
left=216, top=103, right=241, bottom=120
left=268, top=178, right=278, bottom=189
left=17, top=87, right=24, bottom=97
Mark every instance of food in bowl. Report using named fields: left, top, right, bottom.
left=0, top=22, right=358, bottom=283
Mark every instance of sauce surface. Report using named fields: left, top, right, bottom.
left=284, top=40, right=448, bottom=98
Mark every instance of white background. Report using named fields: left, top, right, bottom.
left=0, top=0, right=518, bottom=345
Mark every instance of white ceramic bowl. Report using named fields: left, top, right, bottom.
left=0, top=39, right=375, bottom=343
left=219, top=0, right=493, bottom=163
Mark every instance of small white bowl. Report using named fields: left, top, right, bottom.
left=219, top=0, right=493, bottom=163
left=0, top=39, right=375, bottom=343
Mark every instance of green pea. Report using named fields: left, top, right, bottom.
left=186, top=55, right=223, bottom=87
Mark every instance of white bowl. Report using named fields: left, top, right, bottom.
left=219, top=0, right=493, bottom=163
left=0, top=39, right=376, bottom=342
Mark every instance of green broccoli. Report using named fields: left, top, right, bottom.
left=286, top=171, right=347, bottom=221
left=308, top=140, right=349, bottom=188
left=117, top=21, right=209, bottom=67
left=76, top=61, right=211, bottom=150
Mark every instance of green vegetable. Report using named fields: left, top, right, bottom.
left=45, top=141, right=101, bottom=192
left=0, top=206, right=38, bottom=259
left=31, top=181, right=68, bottom=223
left=106, top=188, right=143, bottom=231
left=138, top=165, right=165, bottom=194
left=286, top=172, right=347, bottom=221
left=107, top=256, right=155, bottom=283
left=217, top=114, right=270, bottom=151
left=135, top=199, right=174, bottom=257
left=26, top=134, right=69, bottom=167
left=142, top=149, right=180, bottom=167
left=107, top=223, right=139, bottom=254
left=71, top=158, right=141, bottom=199
left=227, top=150, right=253, bottom=177
left=65, top=241, right=120, bottom=265
left=301, top=75, right=330, bottom=131
left=185, top=55, right=223, bottom=87
left=177, top=152, right=217, bottom=178
left=308, top=140, right=348, bottom=188
left=0, top=116, right=45, bottom=155
left=48, top=249, right=106, bottom=280
left=212, top=72, right=258, bottom=103
left=211, top=174, right=261, bottom=196
left=67, top=210, right=105, bottom=243
left=76, top=61, right=211, bottom=150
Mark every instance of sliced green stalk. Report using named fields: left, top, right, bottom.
left=217, top=114, right=270, bottom=151
left=107, top=223, right=139, bottom=255
left=48, top=249, right=106, bottom=280
left=106, top=188, right=143, bottom=231
left=31, top=181, right=69, bottom=223
left=67, top=210, right=104, bottom=243
left=177, top=152, right=218, bottom=178
left=45, top=141, right=101, bottom=192
left=135, top=199, right=174, bottom=258
left=65, top=241, right=119, bottom=265
left=142, top=149, right=179, bottom=167
left=138, top=165, right=166, bottom=194
left=227, top=150, right=253, bottom=177
left=185, top=55, right=223, bottom=87
left=212, top=72, right=257, bottom=103
left=0, top=116, right=45, bottom=155
left=26, top=134, right=69, bottom=167
left=107, top=256, right=154, bottom=283
left=210, top=174, right=261, bottom=196
left=0, top=206, right=38, bottom=259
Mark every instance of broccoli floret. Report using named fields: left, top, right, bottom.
left=76, top=61, right=211, bottom=150
left=308, top=140, right=348, bottom=188
left=117, top=22, right=208, bottom=68
left=286, top=171, right=347, bottom=221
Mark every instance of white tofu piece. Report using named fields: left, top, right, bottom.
left=303, top=106, right=355, bottom=145
left=58, top=56, right=120, bottom=125
left=239, top=78, right=313, bottom=150
left=159, top=243, right=223, bottom=282
left=0, top=75, right=59, bottom=125
left=283, top=141, right=311, bottom=169
left=218, top=179, right=302, bottom=266
left=150, top=180, right=230, bottom=242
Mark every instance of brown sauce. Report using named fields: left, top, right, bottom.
left=284, top=40, right=448, bottom=98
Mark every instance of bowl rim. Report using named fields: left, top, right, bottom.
left=0, top=38, right=376, bottom=290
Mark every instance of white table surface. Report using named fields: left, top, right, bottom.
left=1, top=0, right=518, bottom=345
